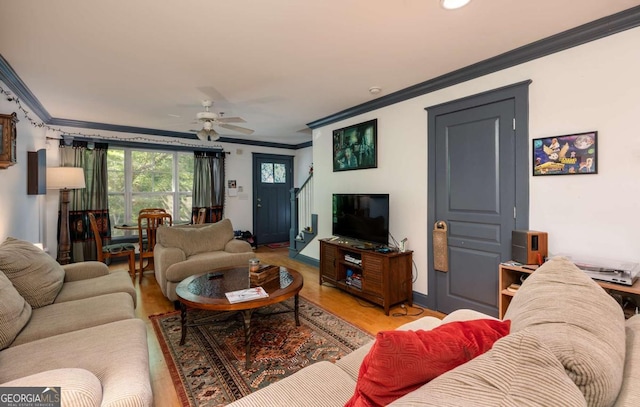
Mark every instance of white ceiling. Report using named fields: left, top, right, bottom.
left=1, top=0, right=639, bottom=146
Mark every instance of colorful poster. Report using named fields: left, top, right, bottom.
left=533, top=131, right=597, bottom=176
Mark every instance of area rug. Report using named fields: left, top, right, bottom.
left=150, top=297, right=373, bottom=406
left=265, top=241, right=289, bottom=249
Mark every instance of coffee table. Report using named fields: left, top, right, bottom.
left=176, top=265, right=304, bottom=369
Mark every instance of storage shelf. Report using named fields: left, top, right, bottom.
left=499, top=262, right=640, bottom=319
left=320, top=239, right=413, bottom=315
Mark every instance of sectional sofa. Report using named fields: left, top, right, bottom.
left=228, top=256, right=640, bottom=406
left=0, top=237, right=152, bottom=406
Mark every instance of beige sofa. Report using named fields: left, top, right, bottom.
left=154, top=219, right=255, bottom=302
left=228, top=256, right=640, bottom=406
left=0, top=237, right=152, bottom=407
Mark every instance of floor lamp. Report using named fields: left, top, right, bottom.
left=47, top=167, right=86, bottom=265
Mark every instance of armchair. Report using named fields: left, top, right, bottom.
left=154, top=219, right=254, bottom=301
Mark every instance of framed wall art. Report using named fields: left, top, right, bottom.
left=533, top=131, right=597, bottom=176
left=0, top=112, right=18, bottom=169
left=332, top=119, right=377, bottom=172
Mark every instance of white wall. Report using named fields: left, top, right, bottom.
left=222, top=144, right=308, bottom=233
left=309, top=27, right=640, bottom=297
left=294, top=145, right=313, bottom=186
left=0, top=90, right=49, bottom=247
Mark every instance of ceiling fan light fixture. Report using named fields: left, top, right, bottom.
left=441, top=0, right=471, bottom=10
left=197, top=111, right=217, bottom=121
left=196, top=129, right=219, bottom=142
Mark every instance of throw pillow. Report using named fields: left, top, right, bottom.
left=504, top=256, right=625, bottom=407
left=392, top=330, right=586, bottom=406
left=344, top=318, right=511, bottom=407
left=0, top=237, right=65, bottom=308
left=0, top=270, right=32, bottom=350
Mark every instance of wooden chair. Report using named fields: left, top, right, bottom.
left=139, top=208, right=167, bottom=215
left=138, top=212, right=172, bottom=280
left=195, top=208, right=207, bottom=224
left=88, top=212, right=136, bottom=279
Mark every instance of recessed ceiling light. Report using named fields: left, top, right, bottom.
left=369, top=86, right=382, bottom=95
left=441, top=0, right=471, bottom=10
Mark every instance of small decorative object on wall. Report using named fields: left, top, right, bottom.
left=0, top=112, right=19, bottom=169
left=333, top=119, right=377, bottom=172
left=533, top=131, right=597, bottom=176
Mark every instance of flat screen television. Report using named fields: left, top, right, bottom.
left=332, top=193, right=389, bottom=246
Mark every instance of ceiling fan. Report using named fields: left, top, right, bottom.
left=191, top=100, right=255, bottom=141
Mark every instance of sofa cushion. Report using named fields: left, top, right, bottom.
left=165, top=251, right=255, bottom=283
left=0, top=270, right=32, bottom=350
left=614, top=314, right=640, bottom=406
left=504, top=256, right=625, bottom=407
left=54, top=270, right=137, bottom=307
left=156, top=219, right=234, bottom=257
left=0, top=237, right=65, bottom=308
left=224, top=238, right=253, bottom=253
left=225, top=361, right=357, bottom=407
left=62, top=261, right=109, bottom=282
left=0, top=368, right=102, bottom=407
left=390, top=330, right=586, bottom=406
left=12, top=292, right=134, bottom=346
left=345, top=319, right=511, bottom=407
left=0, top=319, right=152, bottom=407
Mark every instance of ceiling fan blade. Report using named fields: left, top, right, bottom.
left=196, top=86, right=229, bottom=103
left=217, top=116, right=246, bottom=124
left=219, top=123, right=255, bottom=135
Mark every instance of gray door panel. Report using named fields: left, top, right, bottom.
left=434, top=99, right=515, bottom=316
left=253, top=154, right=293, bottom=245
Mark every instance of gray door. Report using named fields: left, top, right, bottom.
left=253, top=153, right=293, bottom=245
left=427, top=82, right=530, bottom=317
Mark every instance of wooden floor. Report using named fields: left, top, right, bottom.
left=125, top=246, right=444, bottom=407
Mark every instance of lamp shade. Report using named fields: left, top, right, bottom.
left=46, top=167, right=86, bottom=190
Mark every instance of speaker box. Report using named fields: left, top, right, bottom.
left=27, top=149, right=46, bottom=195
left=511, top=230, right=548, bottom=265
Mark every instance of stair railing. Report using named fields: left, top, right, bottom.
left=290, top=172, right=315, bottom=254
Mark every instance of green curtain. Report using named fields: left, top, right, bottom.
left=59, top=141, right=109, bottom=262
left=192, top=151, right=225, bottom=224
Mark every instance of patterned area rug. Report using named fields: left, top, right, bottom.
left=150, top=297, right=373, bottom=406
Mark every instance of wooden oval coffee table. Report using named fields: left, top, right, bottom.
left=176, top=265, right=304, bottom=369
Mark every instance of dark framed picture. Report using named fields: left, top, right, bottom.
left=533, top=131, right=597, bottom=176
left=0, top=112, right=18, bottom=169
left=333, top=119, right=377, bottom=172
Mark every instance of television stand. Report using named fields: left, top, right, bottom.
left=319, top=238, right=413, bottom=315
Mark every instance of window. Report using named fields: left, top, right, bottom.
left=108, top=148, right=194, bottom=237
left=261, top=162, right=286, bottom=183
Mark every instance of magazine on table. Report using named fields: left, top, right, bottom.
left=225, top=286, right=269, bottom=303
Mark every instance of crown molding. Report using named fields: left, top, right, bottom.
left=3, top=6, right=638, bottom=145
left=0, top=55, right=52, bottom=122
left=0, top=57, right=306, bottom=150
left=308, top=5, right=640, bottom=129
